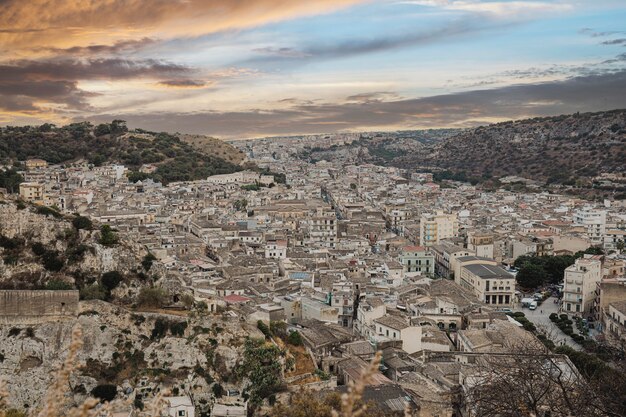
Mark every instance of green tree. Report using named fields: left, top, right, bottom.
left=516, top=263, right=548, bottom=289
left=237, top=338, right=284, bottom=406
left=99, top=225, right=119, bottom=246
left=141, top=253, right=157, bottom=270
left=287, top=330, right=303, bottom=346
left=137, top=287, right=168, bottom=308
left=72, top=215, right=93, bottom=230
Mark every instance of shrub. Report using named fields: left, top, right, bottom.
left=45, top=279, right=73, bottom=290
left=257, top=320, right=271, bottom=339
left=212, top=383, right=224, bottom=398
left=72, top=215, right=92, bottom=230
left=137, top=287, right=168, bottom=308
left=549, top=313, right=558, bottom=321
left=287, top=330, right=303, bottom=346
left=151, top=318, right=168, bottom=340
left=91, top=384, right=117, bottom=402
left=80, top=284, right=106, bottom=300
left=169, top=321, right=187, bottom=337
left=141, top=253, right=157, bottom=271
left=101, top=271, right=123, bottom=292
left=99, top=225, right=119, bottom=246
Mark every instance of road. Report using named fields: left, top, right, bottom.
left=515, top=296, right=582, bottom=351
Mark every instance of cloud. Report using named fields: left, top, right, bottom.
left=402, top=1, right=571, bottom=17
left=247, top=18, right=497, bottom=65
left=601, top=38, right=626, bottom=46
left=0, top=58, right=193, bottom=113
left=84, top=70, right=626, bottom=138
left=37, top=38, right=158, bottom=56
left=253, top=47, right=311, bottom=58
left=579, top=28, right=625, bottom=38
left=158, top=79, right=210, bottom=88
left=0, top=0, right=369, bottom=51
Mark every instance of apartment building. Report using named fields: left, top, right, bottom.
left=306, top=207, right=337, bottom=248
left=574, top=208, right=606, bottom=245
left=18, top=182, right=45, bottom=204
left=419, top=211, right=458, bottom=246
left=399, top=245, right=435, bottom=276
left=562, top=255, right=602, bottom=315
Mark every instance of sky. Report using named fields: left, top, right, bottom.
left=1, top=0, right=625, bottom=138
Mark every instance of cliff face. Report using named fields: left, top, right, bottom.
left=0, top=202, right=144, bottom=289
left=0, top=300, right=254, bottom=411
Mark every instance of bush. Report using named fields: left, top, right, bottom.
left=99, top=225, right=119, bottom=246
left=42, top=250, right=64, bottom=272
left=45, top=279, right=73, bottom=290
left=169, top=321, right=187, bottom=337
left=72, top=215, right=92, bottom=230
left=91, top=384, right=117, bottom=402
left=80, top=283, right=106, bottom=300
left=35, top=205, right=62, bottom=218
left=257, top=320, right=271, bottom=339
left=287, top=330, right=303, bottom=346
left=212, top=383, right=224, bottom=398
left=137, top=287, right=168, bottom=308
left=549, top=313, right=558, bottom=321
left=101, top=271, right=123, bottom=292
left=151, top=318, right=168, bottom=340
left=141, top=253, right=157, bottom=271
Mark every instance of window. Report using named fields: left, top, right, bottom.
left=178, top=411, right=186, bottom=417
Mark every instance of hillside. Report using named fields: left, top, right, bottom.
left=179, top=133, right=246, bottom=165
left=296, top=110, right=626, bottom=195
left=404, top=109, right=626, bottom=185
left=0, top=120, right=243, bottom=184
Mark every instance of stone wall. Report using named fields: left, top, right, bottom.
left=0, top=290, right=79, bottom=324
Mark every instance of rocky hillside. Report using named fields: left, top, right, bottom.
left=404, top=109, right=626, bottom=185
left=0, top=197, right=263, bottom=413
left=0, top=120, right=244, bottom=184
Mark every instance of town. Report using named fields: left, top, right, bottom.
left=1, top=131, right=625, bottom=417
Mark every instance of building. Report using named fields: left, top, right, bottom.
left=399, top=246, right=434, bottom=275
left=372, top=315, right=422, bottom=354
left=562, top=255, right=602, bottom=315
left=164, top=396, right=195, bottom=417
left=25, top=159, right=48, bottom=170
left=574, top=208, right=606, bottom=245
left=265, top=239, right=287, bottom=259
left=457, top=258, right=515, bottom=307
left=431, top=241, right=473, bottom=279
left=18, top=182, right=45, bottom=204
left=604, top=301, right=626, bottom=346
left=419, top=211, right=458, bottom=246
left=467, top=231, right=494, bottom=259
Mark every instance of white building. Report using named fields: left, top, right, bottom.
left=419, top=211, right=458, bottom=246
left=562, top=255, right=602, bottom=315
left=164, top=396, right=194, bottom=417
left=574, top=208, right=606, bottom=245
left=265, top=239, right=287, bottom=259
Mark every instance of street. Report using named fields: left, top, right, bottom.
left=515, top=296, right=582, bottom=351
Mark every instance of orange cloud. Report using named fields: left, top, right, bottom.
left=0, top=0, right=369, bottom=53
